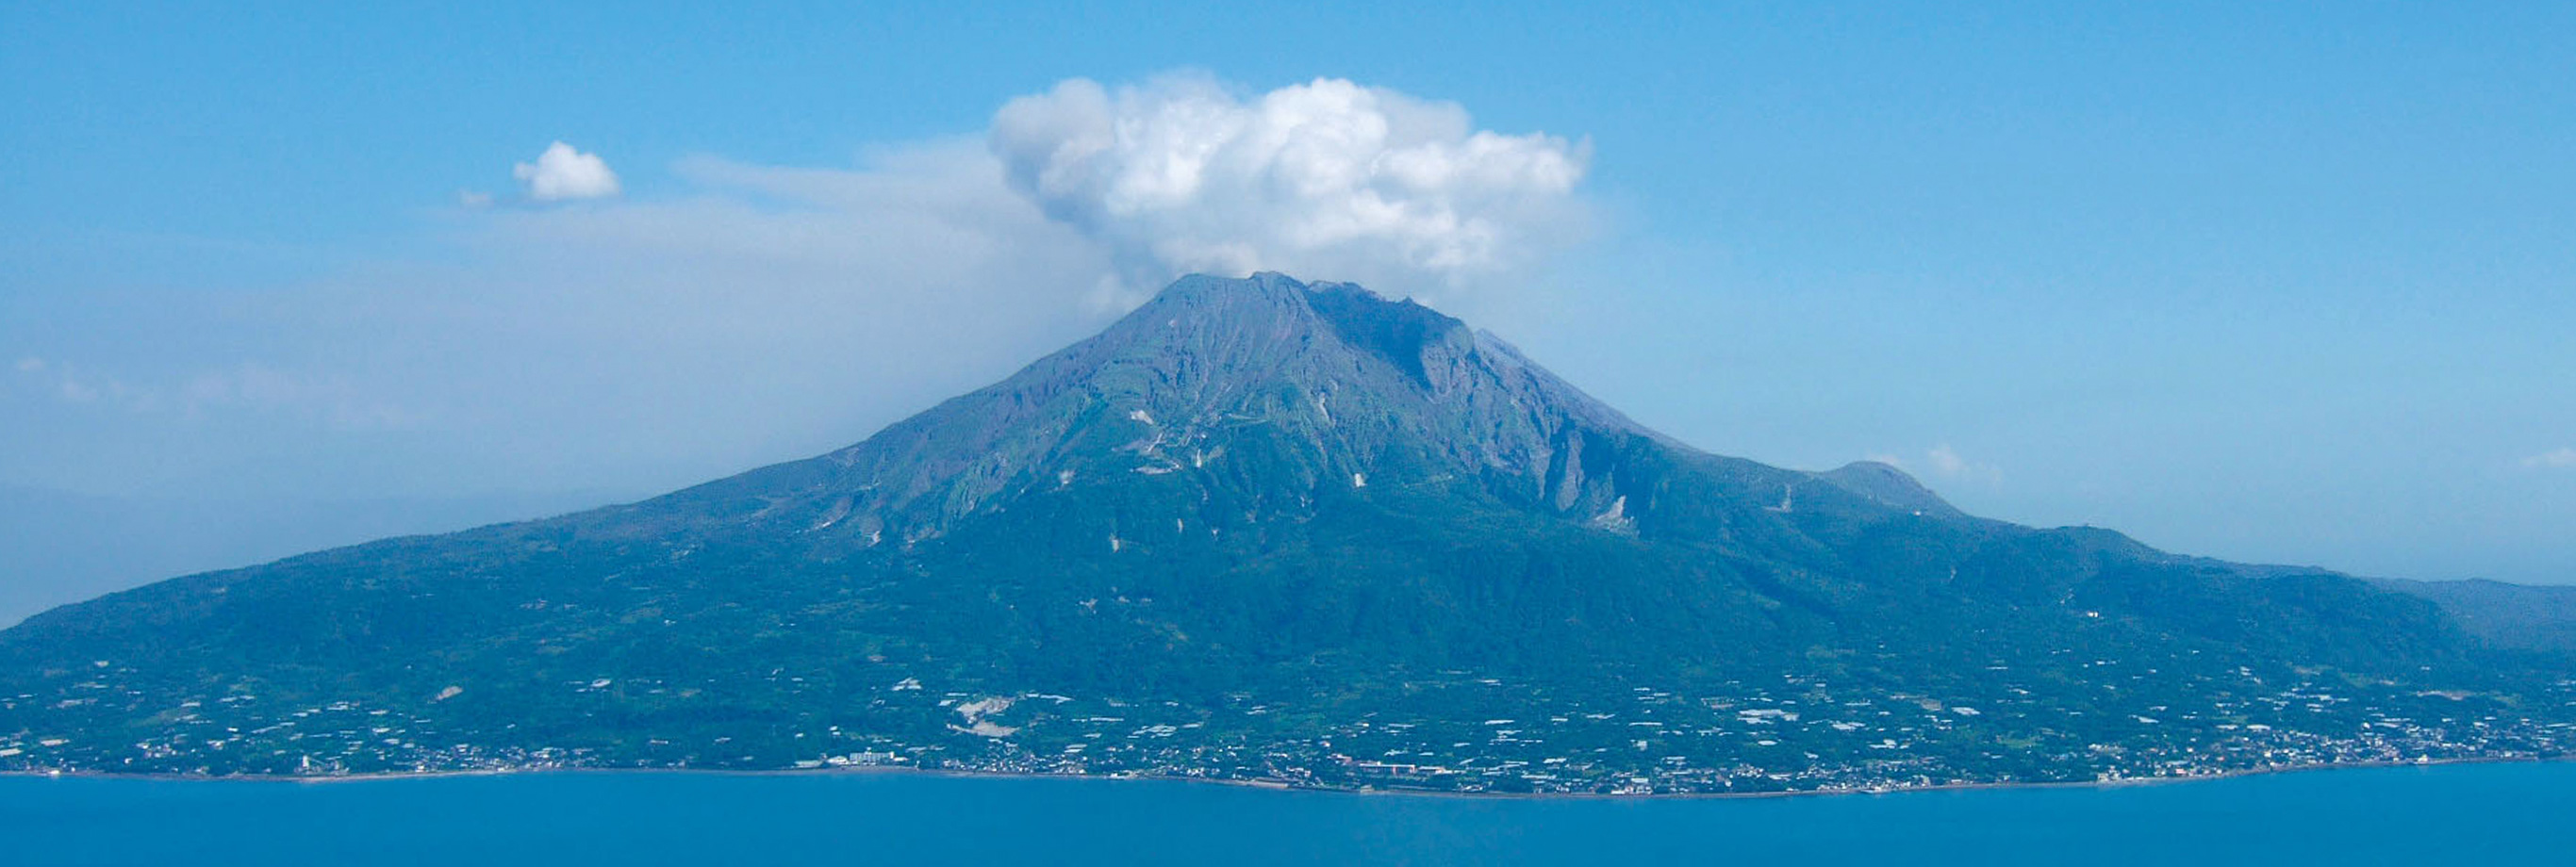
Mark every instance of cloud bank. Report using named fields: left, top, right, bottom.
left=514, top=141, right=621, bottom=202
left=991, top=75, right=1591, bottom=303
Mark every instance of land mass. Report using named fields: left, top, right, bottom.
left=4, top=272, right=2570, bottom=795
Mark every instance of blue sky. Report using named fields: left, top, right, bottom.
left=4, top=2, right=2572, bottom=616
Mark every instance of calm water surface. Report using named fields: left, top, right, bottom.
left=6, top=761, right=2570, bottom=865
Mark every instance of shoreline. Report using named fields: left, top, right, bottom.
left=6, top=752, right=2564, bottom=802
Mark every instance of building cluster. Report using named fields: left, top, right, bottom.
left=7, top=662, right=2570, bottom=795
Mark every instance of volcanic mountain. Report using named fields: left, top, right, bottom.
left=3, top=273, right=2568, bottom=792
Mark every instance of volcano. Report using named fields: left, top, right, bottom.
left=5, top=272, right=2568, bottom=793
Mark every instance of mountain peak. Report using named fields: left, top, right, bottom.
left=1145, top=270, right=1309, bottom=303
left=1815, top=460, right=1962, bottom=517
left=1128, top=272, right=1474, bottom=385
left=698, top=272, right=1661, bottom=545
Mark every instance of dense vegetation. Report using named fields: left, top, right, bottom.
left=3, top=273, right=2568, bottom=792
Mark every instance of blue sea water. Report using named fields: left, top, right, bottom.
left=5, top=761, right=2570, bottom=865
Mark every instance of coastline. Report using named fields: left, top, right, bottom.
left=7, top=752, right=2563, bottom=803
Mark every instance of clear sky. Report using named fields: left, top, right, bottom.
left=4, top=2, right=2572, bottom=618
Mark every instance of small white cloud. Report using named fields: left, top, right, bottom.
left=513, top=141, right=621, bottom=202
left=457, top=189, right=495, bottom=209
left=20, top=359, right=131, bottom=407
left=990, top=74, right=1590, bottom=302
left=176, top=362, right=424, bottom=431
left=2524, top=448, right=2576, bottom=469
left=1922, top=444, right=2001, bottom=483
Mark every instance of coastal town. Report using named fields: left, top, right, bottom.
left=8, top=658, right=2570, bottom=795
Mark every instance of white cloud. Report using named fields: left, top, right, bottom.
left=14, top=358, right=137, bottom=409
left=513, top=141, right=621, bottom=202
left=990, top=74, right=1591, bottom=303
left=2524, top=448, right=2576, bottom=469
left=10, top=354, right=417, bottom=430
left=1919, top=444, right=2001, bottom=484
left=457, top=189, right=495, bottom=209
left=179, top=362, right=423, bottom=432
left=9, top=77, right=1598, bottom=499
left=335, top=138, right=1114, bottom=490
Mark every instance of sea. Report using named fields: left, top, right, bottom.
left=5, top=761, right=2569, bottom=865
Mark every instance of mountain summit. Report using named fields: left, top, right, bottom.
left=655, top=271, right=1662, bottom=552
left=3, top=273, right=2568, bottom=793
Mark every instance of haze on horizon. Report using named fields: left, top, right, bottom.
left=4, top=2, right=2572, bottom=622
